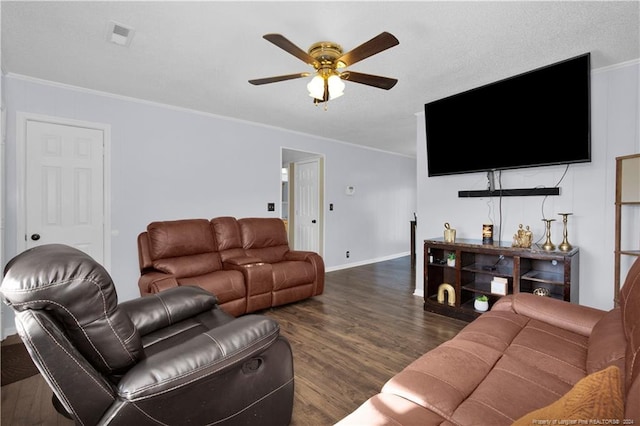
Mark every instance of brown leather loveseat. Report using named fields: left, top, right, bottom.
left=137, top=217, right=324, bottom=316
left=338, top=256, right=640, bottom=425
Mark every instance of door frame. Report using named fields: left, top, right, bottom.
left=281, top=147, right=324, bottom=257
left=16, top=112, right=112, bottom=270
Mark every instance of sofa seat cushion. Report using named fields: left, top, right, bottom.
left=177, top=270, right=245, bottom=304
left=271, top=261, right=315, bottom=290
left=382, top=338, right=506, bottom=418
left=335, top=393, right=450, bottom=426
left=450, top=353, right=576, bottom=425
left=504, top=318, right=588, bottom=385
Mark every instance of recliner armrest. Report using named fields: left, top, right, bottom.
left=116, top=315, right=280, bottom=400
left=120, top=287, right=218, bottom=336
left=493, top=292, right=606, bottom=337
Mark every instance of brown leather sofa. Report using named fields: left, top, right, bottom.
left=0, top=244, right=294, bottom=425
left=138, top=216, right=324, bottom=316
left=338, top=257, right=640, bottom=425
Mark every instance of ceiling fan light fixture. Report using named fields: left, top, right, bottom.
left=307, top=75, right=325, bottom=100
left=328, top=74, right=345, bottom=100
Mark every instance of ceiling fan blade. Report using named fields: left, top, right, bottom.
left=340, top=71, right=398, bottom=90
left=263, top=34, right=319, bottom=68
left=336, top=32, right=399, bottom=68
left=249, top=72, right=311, bottom=85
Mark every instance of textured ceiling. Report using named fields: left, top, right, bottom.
left=2, top=1, right=639, bottom=157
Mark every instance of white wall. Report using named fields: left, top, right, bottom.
left=1, top=75, right=416, bottom=337
left=416, top=60, right=640, bottom=311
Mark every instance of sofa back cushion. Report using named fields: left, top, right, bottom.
left=211, top=217, right=246, bottom=261
left=586, top=308, right=626, bottom=377
left=238, top=218, right=289, bottom=263
left=619, top=256, right=640, bottom=420
left=147, top=219, right=222, bottom=277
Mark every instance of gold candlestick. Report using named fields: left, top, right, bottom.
left=557, top=213, right=573, bottom=251
left=541, top=219, right=556, bottom=251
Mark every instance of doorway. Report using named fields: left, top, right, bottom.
left=16, top=113, right=111, bottom=268
left=281, top=148, right=324, bottom=255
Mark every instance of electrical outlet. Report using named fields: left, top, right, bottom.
left=346, top=251, right=350, bottom=258
left=267, top=203, right=275, bottom=212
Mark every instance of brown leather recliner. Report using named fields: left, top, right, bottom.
left=0, top=244, right=294, bottom=425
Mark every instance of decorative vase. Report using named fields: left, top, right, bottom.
left=474, top=299, right=489, bottom=312
left=447, top=258, right=455, bottom=267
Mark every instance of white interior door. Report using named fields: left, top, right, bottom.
left=24, top=119, right=106, bottom=262
left=294, top=159, right=320, bottom=252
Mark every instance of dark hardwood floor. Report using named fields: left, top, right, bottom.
left=1, top=256, right=467, bottom=425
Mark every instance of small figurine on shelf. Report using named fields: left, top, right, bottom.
left=512, top=224, right=533, bottom=248
left=447, top=252, right=456, bottom=267
left=474, top=295, right=489, bottom=312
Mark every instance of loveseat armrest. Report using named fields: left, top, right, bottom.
left=120, top=287, right=218, bottom=337
left=284, top=251, right=325, bottom=296
left=138, top=271, right=179, bottom=295
left=492, top=292, right=606, bottom=337
left=284, top=250, right=317, bottom=262
left=116, top=315, right=280, bottom=400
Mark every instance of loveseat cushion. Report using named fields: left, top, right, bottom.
left=239, top=218, right=290, bottom=263
left=211, top=216, right=246, bottom=261
left=148, top=219, right=216, bottom=259
left=147, top=219, right=223, bottom=277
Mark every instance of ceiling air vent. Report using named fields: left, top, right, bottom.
left=107, top=21, right=135, bottom=47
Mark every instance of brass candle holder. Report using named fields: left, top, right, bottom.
left=541, top=219, right=556, bottom=251
left=557, top=213, right=573, bottom=251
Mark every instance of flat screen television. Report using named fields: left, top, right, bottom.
left=425, top=53, right=591, bottom=177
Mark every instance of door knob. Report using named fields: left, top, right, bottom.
left=30, top=234, right=41, bottom=241
left=311, top=220, right=317, bottom=224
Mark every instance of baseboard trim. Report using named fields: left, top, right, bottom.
left=325, top=252, right=410, bottom=272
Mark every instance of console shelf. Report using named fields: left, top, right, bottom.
left=424, top=238, right=579, bottom=321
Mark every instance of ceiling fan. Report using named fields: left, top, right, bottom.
left=249, top=32, right=399, bottom=107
